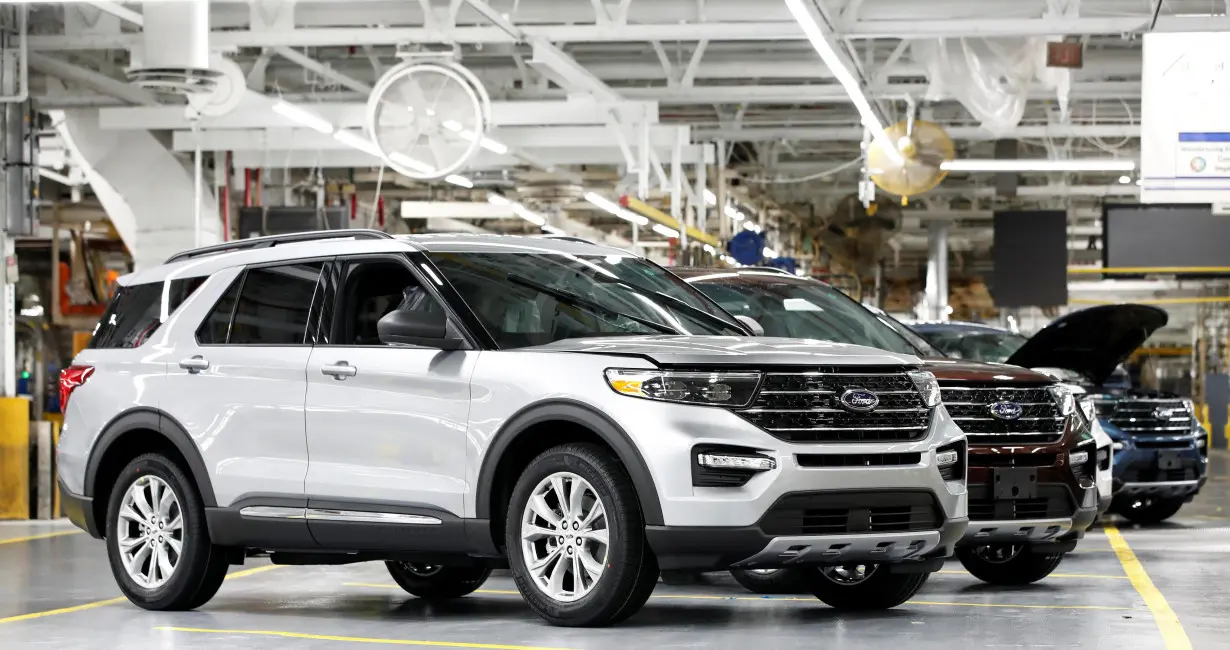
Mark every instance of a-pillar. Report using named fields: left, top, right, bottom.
left=52, top=108, right=220, bottom=271
left=924, top=221, right=949, bottom=321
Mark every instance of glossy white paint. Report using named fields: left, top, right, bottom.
left=304, top=346, right=476, bottom=515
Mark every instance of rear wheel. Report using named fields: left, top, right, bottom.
left=807, top=564, right=930, bottom=610
left=730, top=568, right=810, bottom=594
left=1116, top=497, right=1185, bottom=524
left=957, top=545, right=1064, bottom=585
left=385, top=562, right=492, bottom=599
left=104, top=453, right=230, bottom=611
left=506, top=443, right=658, bottom=627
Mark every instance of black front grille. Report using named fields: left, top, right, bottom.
left=940, top=384, right=1064, bottom=444
left=967, top=483, right=1076, bottom=521
left=971, top=453, right=1058, bottom=468
left=737, top=369, right=929, bottom=443
left=1135, top=439, right=1194, bottom=449
left=796, top=452, right=922, bottom=468
left=758, top=490, right=942, bottom=536
left=1099, top=399, right=1193, bottom=436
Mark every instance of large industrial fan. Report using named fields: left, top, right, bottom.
left=866, top=118, right=955, bottom=203
left=365, top=52, right=493, bottom=181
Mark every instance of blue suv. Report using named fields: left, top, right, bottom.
left=912, top=304, right=1207, bottom=524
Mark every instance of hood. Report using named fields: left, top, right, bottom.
left=1004, top=304, right=1168, bottom=386
left=920, top=357, right=1054, bottom=385
left=527, top=335, right=921, bottom=368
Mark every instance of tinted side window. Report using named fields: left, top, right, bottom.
left=197, top=276, right=243, bottom=345
left=88, top=283, right=163, bottom=349
left=167, top=276, right=207, bottom=313
left=229, top=262, right=324, bottom=345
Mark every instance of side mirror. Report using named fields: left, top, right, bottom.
left=735, top=315, right=764, bottom=336
left=377, top=309, right=463, bottom=350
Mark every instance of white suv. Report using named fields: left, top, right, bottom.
left=57, top=231, right=968, bottom=627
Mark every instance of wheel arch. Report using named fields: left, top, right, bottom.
left=84, top=407, right=217, bottom=511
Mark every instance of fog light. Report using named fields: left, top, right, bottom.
left=936, top=450, right=960, bottom=467
left=1112, top=441, right=1125, bottom=451
left=697, top=453, right=776, bottom=472
left=1069, top=450, right=1089, bottom=466
left=1196, top=435, right=1207, bottom=449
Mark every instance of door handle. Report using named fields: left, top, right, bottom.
left=179, top=355, right=209, bottom=374
left=321, top=362, right=357, bottom=380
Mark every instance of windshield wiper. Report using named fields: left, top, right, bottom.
left=505, top=273, right=679, bottom=335
left=592, top=275, right=748, bottom=335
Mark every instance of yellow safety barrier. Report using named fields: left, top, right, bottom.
left=0, top=398, right=30, bottom=520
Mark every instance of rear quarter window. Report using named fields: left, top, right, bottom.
left=88, top=277, right=207, bottom=349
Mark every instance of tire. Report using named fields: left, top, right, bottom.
left=956, top=545, right=1064, bottom=585
left=807, top=564, right=930, bottom=610
left=506, top=443, right=658, bottom=627
left=385, top=562, right=492, bottom=599
left=1116, top=497, right=1185, bottom=524
left=104, top=452, right=230, bottom=611
left=730, top=568, right=811, bottom=595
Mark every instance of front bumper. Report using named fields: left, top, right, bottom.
left=1116, top=478, right=1206, bottom=499
left=1110, top=436, right=1206, bottom=500
left=646, top=516, right=968, bottom=571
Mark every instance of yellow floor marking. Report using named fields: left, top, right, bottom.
left=0, top=530, right=82, bottom=545
left=1105, top=524, right=1193, bottom=650
left=346, top=582, right=1142, bottom=611
left=0, top=564, right=283, bottom=624
left=156, top=627, right=579, bottom=650
left=938, top=569, right=1129, bottom=580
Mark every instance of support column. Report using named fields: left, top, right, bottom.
left=924, top=221, right=949, bottom=321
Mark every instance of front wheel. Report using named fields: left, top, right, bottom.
left=730, top=568, right=810, bottom=594
left=957, top=545, right=1064, bottom=585
left=506, top=443, right=658, bottom=627
left=104, top=453, right=230, bottom=611
left=808, top=564, right=930, bottom=610
left=1115, top=497, right=1185, bottom=524
left=385, top=562, right=492, bottom=599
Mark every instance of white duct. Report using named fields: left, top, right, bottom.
left=127, top=1, right=218, bottom=95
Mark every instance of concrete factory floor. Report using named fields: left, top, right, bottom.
left=2, top=453, right=1227, bottom=649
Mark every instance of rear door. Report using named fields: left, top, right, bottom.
left=160, top=260, right=326, bottom=507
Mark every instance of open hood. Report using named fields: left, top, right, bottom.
left=1004, top=304, right=1168, bottom=386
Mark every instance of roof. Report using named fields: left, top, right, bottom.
left=122, top=231, right=639, bottom=286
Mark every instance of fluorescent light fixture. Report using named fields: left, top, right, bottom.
left=1119, top=175, right=1131, bottom=184
left=445, top=174, right=473, bottom=188
left=940, top=159, right=1137, bottom=172
left=703, top=244, right=717, bottom=254
left=487, top=194, right=511, bottom=206
left=784, top=0, right=902, bottom=165
left=390, top=152, right=436, bottom=175
left=512, top=203, right=547, bottom=227
left=763, top=247, right=778, bottom=259
left=723, top=204, right=746, bottom=221
left=443, top=119, right=509, bottom=155
left=743, top=221, right=763, bottom=233
left=271, top=100, right=334, bottom=134
left=333, top=129, right=381, bottom=157
left=584, top=191, right=650, bottom=226
left=652, top=223, right=680, bottom=238
left=703, top=189, right=717, bottom=206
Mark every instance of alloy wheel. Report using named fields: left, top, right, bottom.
left=116, top=476, right=184, bottom=589
left=519, top=471, right=609, bottom=603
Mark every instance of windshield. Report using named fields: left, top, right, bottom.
left=428, top=251, right=744, bottom=349
left=688, top=275, right=924, bottom=356
left=916, top=329, right=1028, bottom=363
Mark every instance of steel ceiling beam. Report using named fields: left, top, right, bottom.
left=270, top=46, right=373, bottom=94
left=695, top=123, right=1141, bottom=142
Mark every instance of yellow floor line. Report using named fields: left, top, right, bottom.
left=156, top=627, right=578, bottom=650
left=1104, top=524, right=1193, bottom=650
left=0, top=530, right=82, bottom=545
left=345, top=582, right=1142, bottom=611
left=0, top=564, right=283, bottom=624
left=938, top=569, right=1129, bottom=580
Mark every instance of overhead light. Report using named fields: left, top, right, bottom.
left=390, top=152, right=435, bottom=175
left=763, top=247, right=778, bottom=259
left=333, top=129, right=381, bottom=157
left=1135, top=179, right=1143, bottom=186
left=445, top=174, right=473, bottom=188
left=940, top=159, right=1137, bottom=172
left=443, top=119, right=509, bottom=155
left=703, top=244, right=717, bottom=254
left=487, top=194, right=511, bottom=206
left=723, top=204, right=746, bottom=221
left=703, top=189, right=717, bottom=206
left=584, top=191, right=650, bottom=226
left=271, top=100, right=334, bottom=135
left=743, top=221, right=762, bottom=233
left=784, top=0, right=902, bottom=165
left=512, top=203, right=547, bottom=227
left=652, top=223, right=680, bottom=238
left=1119, top=175, right=1131, bottom=184
left=794, top=269, right=806, bottom=277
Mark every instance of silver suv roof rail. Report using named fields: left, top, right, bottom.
left=164, top=229, right=394, bottom=264
left=538, top=234, right=595, bottom=245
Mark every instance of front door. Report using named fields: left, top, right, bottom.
left=304, top=255, right=475, bottom=530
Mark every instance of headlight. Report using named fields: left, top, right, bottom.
left=908, top=370, right=942, bottom=407
left=1047, top=384, right=1076, bottom=416
left=1069, top=450, right=1089, bottom=466
left=1182, top=398, right=1196, bottom=414
left=1077, top=397, right=1095, bottom=421
left=605, top=369, right=761, bottom=407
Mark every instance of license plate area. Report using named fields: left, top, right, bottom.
left=1157, top=451, right=1183, bottom=470
left=993, top=467, right=1039, bottom=500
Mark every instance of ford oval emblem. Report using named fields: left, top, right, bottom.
left=839, top=388, right=879, bottom=413
left=1152, top=407, right=1176, bottom=420
left=989, top=401, right=1023, bottom=421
